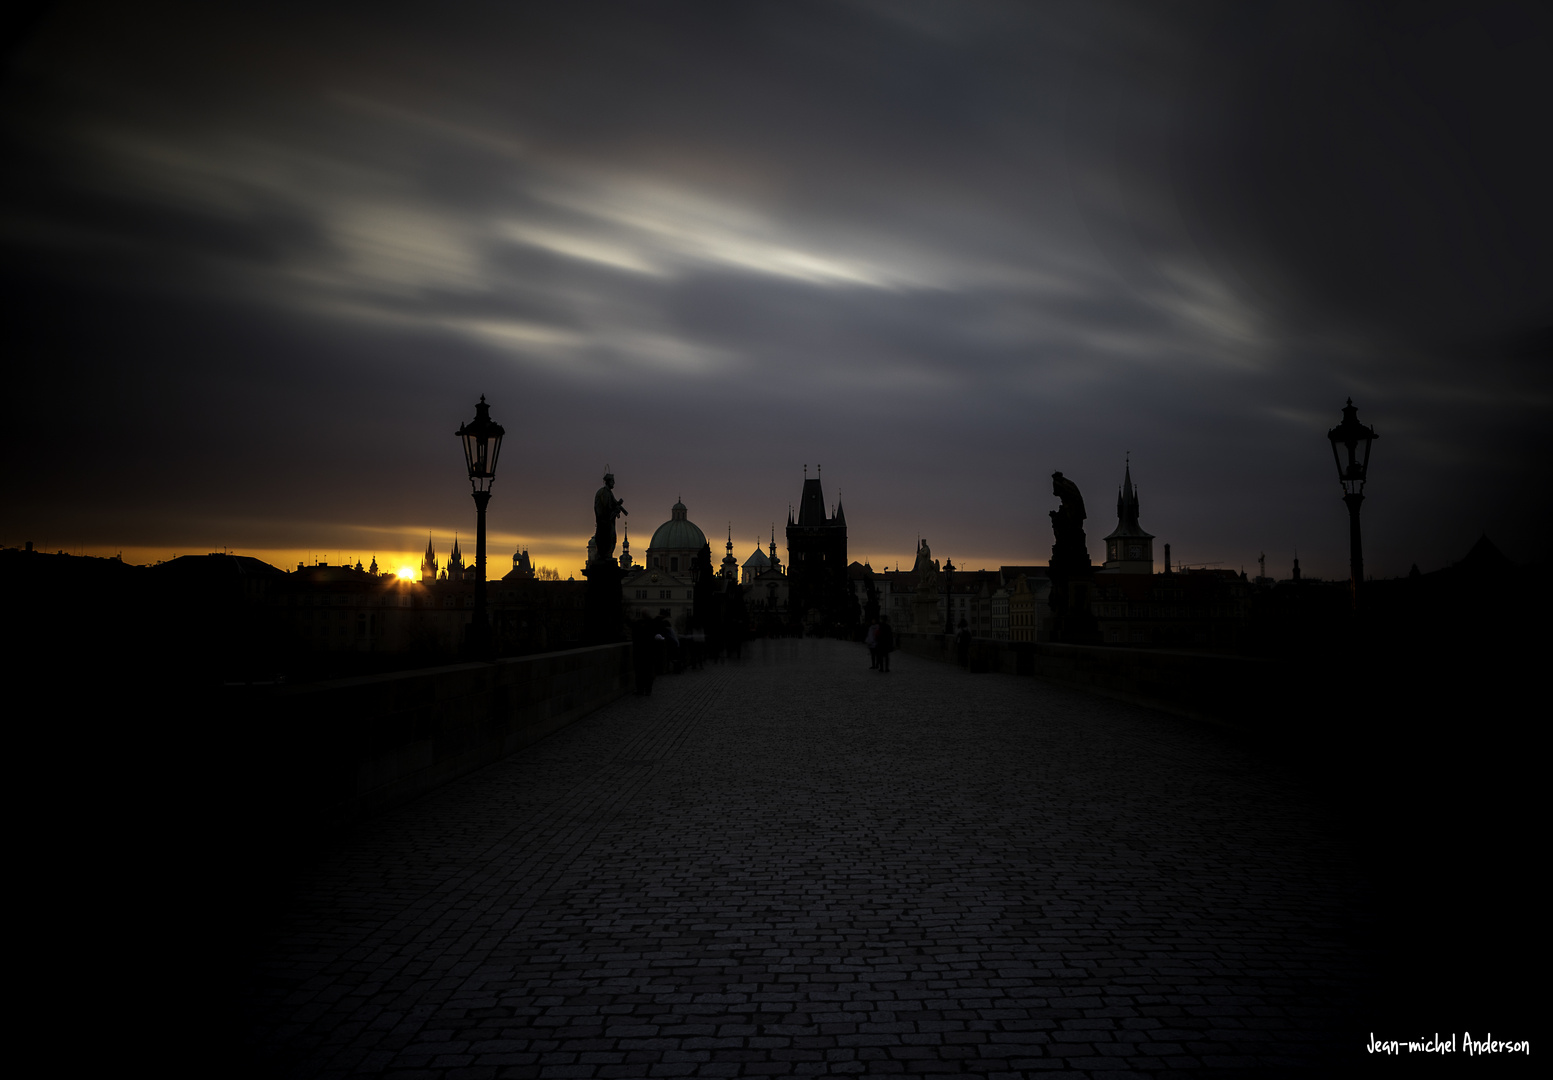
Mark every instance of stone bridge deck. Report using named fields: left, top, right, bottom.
left=243, top=638, right=1374, bottom=1077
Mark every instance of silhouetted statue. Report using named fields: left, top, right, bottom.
left=912, top=538, right=940, bottom=591
left=1048, top=471, right=1090, bottom=572
left=1047, top=470, right=1099, bottom=644
left=910, top=538, right=943, bottom=632
left=592, top=472, right=627, bottom=566
left=583, top=472, right=629, bottom=644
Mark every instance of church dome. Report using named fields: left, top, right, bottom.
left=648, top=499, right=707, bottom=552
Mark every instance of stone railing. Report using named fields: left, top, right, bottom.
left=893, top=632, right=1285, bottom=730
left=230, top=642, right=632, bottom=824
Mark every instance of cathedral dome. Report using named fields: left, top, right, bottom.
left=648, top=499, right=707, bottom=552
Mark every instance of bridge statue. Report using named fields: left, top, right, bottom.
left=911, top=538, right=940, bottom=592
left=585, top=471, right=628, bottom=643
left=592, top=472, right=628, bottom=566
left=910, top=538, right=943, bottom=633
left=1048, top=471, right=1089, bottom=571
left=1047, top=470, right=1100, bottom=644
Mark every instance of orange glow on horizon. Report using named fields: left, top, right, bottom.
left=396, top=567, right=416, bottom=580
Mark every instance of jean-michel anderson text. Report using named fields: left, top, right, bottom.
left=1368, top=1033, right=1530, bottom=1056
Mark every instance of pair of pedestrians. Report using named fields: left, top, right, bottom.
left=865, top=616, right=894, bottom=672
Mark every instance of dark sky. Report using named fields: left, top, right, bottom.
left=4, top=1, right=1549, bottom=578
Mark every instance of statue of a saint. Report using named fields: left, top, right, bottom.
left=1049, top=471, right=1086, bottom=532
left=1046, top=469, right=1099, bottom=643
left=911, top=538, right=941, bottom=596
left=1048, top=470, right=1091, bottom=574
left=593, top=472, right=628, bottom=565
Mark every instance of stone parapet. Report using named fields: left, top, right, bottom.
left=894, top=632, right=1287, bottom=730
left=232, top=642, right=632, bottom=823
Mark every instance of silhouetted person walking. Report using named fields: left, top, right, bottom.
left=865, top=618, right=880, bottom=669
left=877, top=616, right=894, bottom=672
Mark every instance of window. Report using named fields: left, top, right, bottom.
left=670, top=556, right=679, bottom=571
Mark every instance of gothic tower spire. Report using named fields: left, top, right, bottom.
left=1101, top=457, right=1154, bottom=574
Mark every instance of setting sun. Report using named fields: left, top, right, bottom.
left=396, top=567, right=415, bottom=581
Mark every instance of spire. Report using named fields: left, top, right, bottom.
left=796, top=473, right=828, bottom=526
left=422, top=533, right=439, bottom=583
left=721, top=524, right=738, bottom=578
left=1113, top=459, right=1142, bottom=532
left=1103, top=457, right=1154, bottom=566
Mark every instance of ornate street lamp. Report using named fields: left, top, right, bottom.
left=456, top=395, right=505, bottom=654
left=1327, top=398, right=1378, bottom=609
left=943, top=557, right=955, bottom=635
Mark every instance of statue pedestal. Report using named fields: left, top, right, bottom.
left=583, top=561, right=625, bottom=644
left=1049, top=536, right=1101, bottom=645
left=912, top=594, right=941, bottom=635
left=1052, top=576, right=1102, bottom=645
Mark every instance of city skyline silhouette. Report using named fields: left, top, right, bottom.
left=3, top=5, right=1548, bottom=583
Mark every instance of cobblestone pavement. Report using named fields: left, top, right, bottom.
left=243, top=639, right=1375, bottom=1077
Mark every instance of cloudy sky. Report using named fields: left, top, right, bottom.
left=3, top=1, right=1549, bottom=580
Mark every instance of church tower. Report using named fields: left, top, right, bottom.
left=721, top=525, right=738, bottom=580
left=421, top=535, right=439, bottom=584
left=619, top=523, right=634, bottom=570
left=1100, top=459, right=1155, bottom=574
left=447, top=534, right=465, bottom=583
left=785, top=465, right=848, bottom=624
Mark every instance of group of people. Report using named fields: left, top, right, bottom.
left=630, top=614, right=676, bottom=695
left=863, top=615, right=895, bottom=672
left=631, top=613, right=719, bottom=694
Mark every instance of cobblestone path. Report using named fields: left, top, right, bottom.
left=243, top=639, right=1374, bottom=1077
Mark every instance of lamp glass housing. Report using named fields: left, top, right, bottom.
left=1327, top=399, right=1378, bottom=497
left=456, top=396, right=505, bottom=492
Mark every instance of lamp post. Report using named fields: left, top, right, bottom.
left=943, top=558, right=955, bottom=635
left=1327, top=398, right=1378, bottom=610
left=456, top=395, right=505, bottom=655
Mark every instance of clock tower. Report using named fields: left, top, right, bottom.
left=1100, top=459, right=1155, bottom=575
